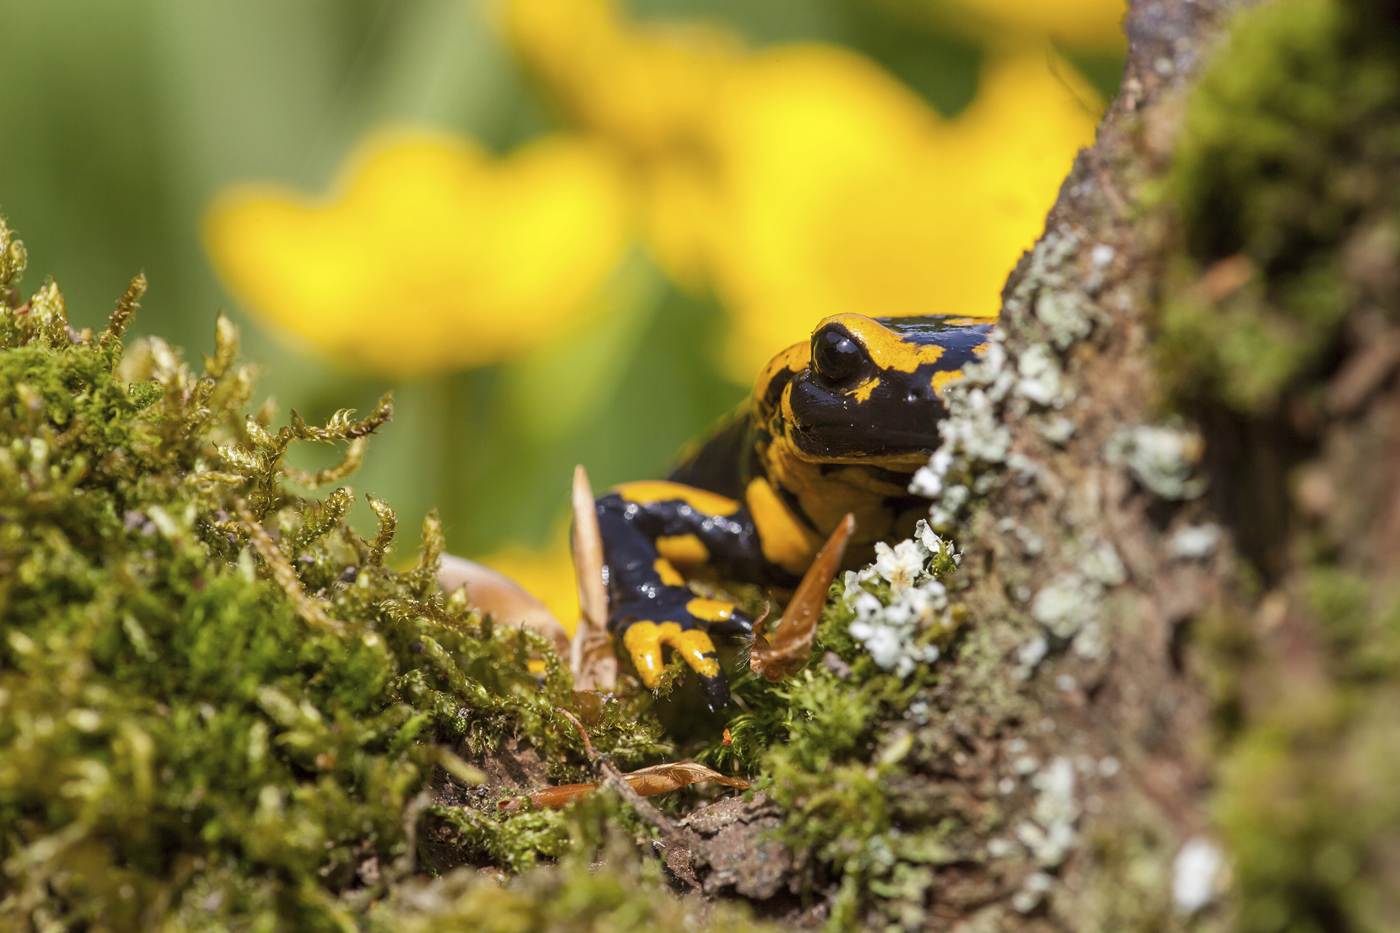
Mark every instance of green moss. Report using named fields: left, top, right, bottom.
left=0, top=210, right=987, bottom=931
left=1213, top=674, right=1400, bottom=933
left=1164, top=3, right=1400, bottom=929
left=1159, top=0, right=1400, bottom=413
left=368, top=828, right=772, bottom=933
left=705, top=544, right=967, bottom=930
left=0, top=216, right=690, bottom=930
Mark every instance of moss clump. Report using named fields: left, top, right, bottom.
left=1209, top=571, right=1400, bottom=933
left=0, top=217, right=688, bottom=930
left=1164, top=1, right=1400, bottom=930
left=371, top=827, right=768, bottom=933
left=1159, top=0, right=1400, bottom=414
left=707, top=539, right=968, bottom=930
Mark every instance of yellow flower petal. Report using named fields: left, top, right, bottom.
left=503, top=0, right=1103, bottom=380
left=206, top=130, right=630, bottom=376
left=954, top=0, right=1127, bottom=52
left=503, top=0, right=737, bottom=160
left=504, top=0, right=735, bottom=288
left=708, top=47, right=1102, bottom=376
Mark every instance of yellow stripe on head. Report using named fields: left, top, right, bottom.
left=929, top=369, right=964, bottom=397
left=754, top=342, right=809, bottom=405
left=615, top=481, right=740, bottom=517
left=847, top=376, right=880, bottom=402
left=817, top=313, right=947, bottom=374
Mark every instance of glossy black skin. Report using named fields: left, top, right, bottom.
left=788, top=316, right=993, bottom=460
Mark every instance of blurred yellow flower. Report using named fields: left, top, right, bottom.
left=503, top=0, right=738, bottom=162
left=476, top=518, right=581, bottom=636
left=206, top=130, right=631, bottom=376
left=503, top=0, right=736, bottom=290
left=505, top=0, right=1102, bottom=376
left=707, top=47, right=1101, bottom=375
left=953, top=0, right=1127, bottom=52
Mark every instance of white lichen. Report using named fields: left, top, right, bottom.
left=1168, top=523, right=1222, bottom=560
left=911, top=225, right=1107, bottom=532
left=1034, top=415, right=1077, bottom=446
left=1172, top=837, right=1225, bottom=913
left=1079, top=538, right=1127, bottom=587
left=1011, top=871, right=1056, bottom=914
left=1030, top=573, right=1100, bottom=640
left=1013, top=756, right=1079, bottom=868
left=1014, top=636, right=1049, bottom=679
left=1015, top=344, right=1071, bottom=408
left=843, top=521, right=957, bottom=678
left=1105, top=424, right=1207, bottom=500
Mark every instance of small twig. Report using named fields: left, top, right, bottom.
left=554, top=707, right=599, bottom=763
left=554, top=705, right=684, bottom=841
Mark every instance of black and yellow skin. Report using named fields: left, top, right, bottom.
left=597, top=313, right=993, bottom=709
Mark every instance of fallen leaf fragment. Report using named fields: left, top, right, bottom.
left=437, top=553, right=570, bottom=656
left=498, top=761, right=749, bottom=811
left=570, top=464, right=618, bottom=691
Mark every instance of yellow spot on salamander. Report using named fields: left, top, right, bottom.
left=664, top=623, right=721, bottom=678
left=745, top=477, right=822, bottom=575
left=929, top=368, right=963, bottom=397
left=847, top=376, right=880, bottom=402
left=686, top=597, right=735, bottom=623
left=657, top=534, right=710, bottom=567
left=623, top=621, right=665, bottom=688
left=653, top=558, right=686, bottom=587
left=622, top=620, right=721, bottom=687
left=615, top=481, right=740, bottom=516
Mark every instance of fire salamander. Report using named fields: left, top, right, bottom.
left=595, top=313, right=993, bottom=709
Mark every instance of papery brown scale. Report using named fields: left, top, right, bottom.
left=750, top=513, right=855, bottom=682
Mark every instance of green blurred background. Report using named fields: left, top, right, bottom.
left=0, top=0, right=1123, bottom=587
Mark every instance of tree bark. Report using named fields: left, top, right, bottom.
left=836, top=0, right=1400, bottom=928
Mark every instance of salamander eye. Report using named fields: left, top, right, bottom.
left=811, top=328, right=865, bottom=383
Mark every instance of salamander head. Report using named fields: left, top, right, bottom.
left=754, top=313, right=994, bottom=469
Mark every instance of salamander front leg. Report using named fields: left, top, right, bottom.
left=613, top=599, right=733, bottom=711
left=595, top=485, right=764, bottom=710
